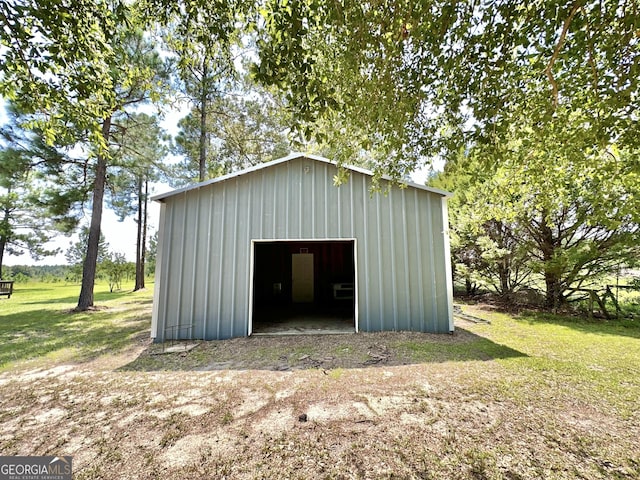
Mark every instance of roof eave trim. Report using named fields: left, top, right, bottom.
left=151, top=153, right=452, bottom=201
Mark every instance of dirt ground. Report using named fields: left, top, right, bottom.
left=0, top=320, right=638, bottom=479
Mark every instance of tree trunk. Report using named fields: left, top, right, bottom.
left=76, top=117, right=111, bottom=311
left=141, top=179, right=148, bottom=286
left=539, top=214, right=562, bottom=310
left=134, top=175, right=144, bottom=291
left=545, top=273, right=563, bottom=311
left=198, top=62, right=208, bottom=182
left=499, top=258, right=510, bottom=296
left=0, top=201, right=11, bottom=279
left=134, top=175, right=147, bottom=291
left=0, top=235, right=6, bottom=280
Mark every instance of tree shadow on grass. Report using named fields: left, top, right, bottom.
left=19, top=289, right=139, bottom=306
left=2, top=287, right=52, bottom=294
left=514, top=310, right=640, bottom=339
left=0, top=304, right=151, bottom=368
left=118, top=327, right=527, bottom=372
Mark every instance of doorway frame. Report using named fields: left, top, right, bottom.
left=248, top=238, right=358, bottom=336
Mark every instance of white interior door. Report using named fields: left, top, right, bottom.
left=292, top=253, right=314, bottom=302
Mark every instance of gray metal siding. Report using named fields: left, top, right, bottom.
left=153, top=157, right=452, bottom=341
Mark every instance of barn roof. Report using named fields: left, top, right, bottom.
left=152, top=153, right=452, bottom=202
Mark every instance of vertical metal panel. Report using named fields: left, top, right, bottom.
left=323, top=165, right=340, bottom=238
left=372, top=189, right=384, bottom=330
left=422, top=193, right=438, bottom=331
left=349, top=179, right=356, bottom=237
left=311, top=162, right=316, bottom=237
left=150, top=202, right=167, bottom=339
left=152, top=156, right=453, bottom=340
left=258, top=170, right=265, bottom=237
left=400, top=189, right=412, bottom=330
left=188, top=192, right=202, bottom=338
left=352, top=238, right=359, bottom=332
left=219, top=181, right=238, bottom=338
left=442, top=198, right=455, bottom=332
left=285, top=163, right=291, bottom=237
left=411, top=190, right=426, bottom=331
left=296, top=166, right=303, bottom=238
left=228, top=181, right=240, bottom=337
left=202, top=191, right=214, bottom=340
left=267, top=168, right=276, bottom=238
left=276, top=164, right=288, bottom=238
left=240, top=179, right=252, bottom=335
left=174, top=196, right=187, bottom=337
left=434, top=196, right=451, bottom=331
left=323, top=164, right=329, bottom=236
left=215, top=184, right=226, bottom=338
left=388, top=188, right=399, bottom=330
left=160, top=200, right=177, bottom=340
left=359, top=174, right=372, bottom=331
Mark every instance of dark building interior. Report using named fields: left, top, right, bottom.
left=252, top=240, right=356, bottom=333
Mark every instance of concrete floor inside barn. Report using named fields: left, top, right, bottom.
left=252, top=305, right=355, bottom=335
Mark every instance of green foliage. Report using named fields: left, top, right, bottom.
left=160, top=0, right=293, bottom=185
left=102, top=252, right=133, bottom=292
left=1, top=103, right=91, bottom=235
left=76, top=22, right=169, bottom=309
left=65, top=226, right=110, bottom=267
left=436, top=127, right=640, bottom=308
left=109, top=113, right=168, bottom=221
left=10, top=273, right=29, bottom=283
left=0, top=159, right=60, bottom=266
left=0, top=0, right=131, bottom=150
left=108, top=113, right=168, bottom=290
left=3, top=1, right=637, bottom=179
left=65, top=226, right=110, bottom=283
left=2, top=264, right=72, bottom=283
left=253, top=0, right=639, bottom=176
left=0, top=104, right=78, bottom=277
left=171, top=75, right=292, bottom=184
left=157, top=0, right=250, bottom=182
left=2, top=0, right=638, bottom=308
left=2, top=2, right=172, bottom=310
left=146, top=230, right=158, bottom=276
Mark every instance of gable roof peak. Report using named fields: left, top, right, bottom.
left=152, top=152, right=451, bottom=202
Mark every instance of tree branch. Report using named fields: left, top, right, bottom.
left=544, top=1, right=582, bottom=109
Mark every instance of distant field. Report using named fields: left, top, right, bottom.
left=0, top=283, right=638, bottom=479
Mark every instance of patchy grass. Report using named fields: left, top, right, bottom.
left=0, top=284, right=639, bottom=479
left=465, top=305, right=640, bottom=418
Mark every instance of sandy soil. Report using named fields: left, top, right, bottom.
left=1, top=322, right=638, bottom=479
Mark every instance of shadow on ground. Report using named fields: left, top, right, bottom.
left=517, top=312, right=640, bottom=339
left=119, top=326, right=527, bottom=372
left=466, top=302, right=640, bottom=340
left=0, top=300, right=152, bottom=368
left=20, top=289, right=143, bottom=306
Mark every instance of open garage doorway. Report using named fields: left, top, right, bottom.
left=250, top=240, right=357, bottom=335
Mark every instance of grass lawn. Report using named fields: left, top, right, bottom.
left=0, top=283, right=638, bottom=479
left=0, top=281, right=152, bottom=371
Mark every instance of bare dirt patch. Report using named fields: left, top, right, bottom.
left=1, top=326, right=638, bottom=479
left=121, top=329, right=481, bottom=372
